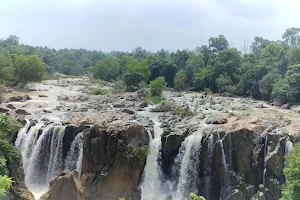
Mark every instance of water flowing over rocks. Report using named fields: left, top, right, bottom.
left=7, top=77, right=300, bottom=200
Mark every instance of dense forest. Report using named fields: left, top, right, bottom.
left=2, top=27, right=300, bottom=105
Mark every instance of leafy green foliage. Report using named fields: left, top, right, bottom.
left=127, top=59, right=150, bottom=79
left=281, top=143, right=300, bottom=200
left=0, top=139, right=22, bottom=174
left=92, top=57, right=120, bottom=81
left=149, top=77, right=166, bottom=97
left=0, top=175, right=13, bottom=198
left=0, top=114, right=23, bottom=140
left=189, top=193, right=206, bottom=200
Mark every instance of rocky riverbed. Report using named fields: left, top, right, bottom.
left=2, top=76, right=300, bottom=200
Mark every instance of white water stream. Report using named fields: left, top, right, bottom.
left=140, top=118, right=164, bottom=200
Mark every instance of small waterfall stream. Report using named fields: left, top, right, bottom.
left=140, top=118, right=164, bottom=200
left=262, top=134, right=268, bottom=186
left=174, top=131, right=203, bottom=199
left=204, top=134, right=214, bottom=199
left=65, top=131, right=84, bottom=177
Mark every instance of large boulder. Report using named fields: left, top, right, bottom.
left=40, top=170, right=83, bottom=200
left=151, top=101, right=174, bottom=112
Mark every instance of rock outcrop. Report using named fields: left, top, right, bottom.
left=40, top=170, right=83, bottom=200
left=81, top=123, right=149, bottom=200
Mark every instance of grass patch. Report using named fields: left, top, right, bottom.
left=88, top=88, right=109, bottom=95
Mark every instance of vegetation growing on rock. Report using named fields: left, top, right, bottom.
left=281, top=143, right=300, bottom=200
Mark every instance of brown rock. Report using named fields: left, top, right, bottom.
left=40, top=170, right=83, bottom=200
left=15, top=109, right=31, bottom=115
left=6, top=104, right=16, bottom=109
left=0, top=107, right=9, bottom=113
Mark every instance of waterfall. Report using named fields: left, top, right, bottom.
left=65, top=131, right=84, bottom=177
left=220, top=138, right=232, bottom=200
left=204, top=134, right=214, bottom=199
left=46, top=126, right=66, bottom=182
left=262, top=134, right=268, bottom=186
left=15, top=121, right=86, bottom=199
left=175, top=131, right=203, bottom=200
left=140, top=118, right=164, bottom=200
left=285, top=140, right=293, bottom=155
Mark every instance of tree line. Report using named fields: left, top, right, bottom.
left=2, top=28, right=300, bottom=104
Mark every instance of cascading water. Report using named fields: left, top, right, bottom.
left=65, top=131, right=84, bottom=177
left=15, top=121, right=84, bottom=199
left=285, top=140, right=293, bottom=155
left=174, top=130, right=203, bottom=200
left=140, top=118, right=164, bottom=200
left=204, top=134, right=214, bottom=199
left=219, top=136, right=231, bottom=200
left=262, top=134, right=268, bottom=186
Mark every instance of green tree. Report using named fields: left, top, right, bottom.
left=127, top=58, right=150, bottom=80
left=159, top=59, right=177, bottom=87
left=123, top=72, right=144, bottom=91
left=92, top=57, right=120, bottom=81
left=272, top=78, right=296, bottom=104
left=281, top=143, right=300, bottom=200
left=149, top=77, right=166, bottom=97
left=215, top=73, right=235, bottom=95
left=174, top=70, right=187, bottom=91
left=171, top=50, right=190, bottom=70
left=13, top=54, right=46, bottom=85
left=259, top=71, right=281, bottom=100
left=282, top=27, right=300, bottom=48
left=209, top=34, right=229, bottom=53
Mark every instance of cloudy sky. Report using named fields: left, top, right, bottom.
left=0, top=0, right=299, bottom=52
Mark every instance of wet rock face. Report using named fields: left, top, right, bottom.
left=81, top=123, right=149, bottom=200
left=160, top=126, right=290, bottom=200
left=62, top=125, right=90, bottom=160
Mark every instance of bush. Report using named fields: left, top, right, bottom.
left=0, top=174, right=13, bottom=197
left=88, top=88, right=109, bottom=95
left=149, top=77, right=166, bottom=97
left=0, top=114, right=22, bottom=140
left=281, top=143, right=300, bottom=200
left=0, top=139, right=21, bottom=175
left=190, top=193, right=206, bottom=200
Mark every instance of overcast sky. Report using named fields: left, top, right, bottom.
left=0, top=0, right=299, bottom=52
